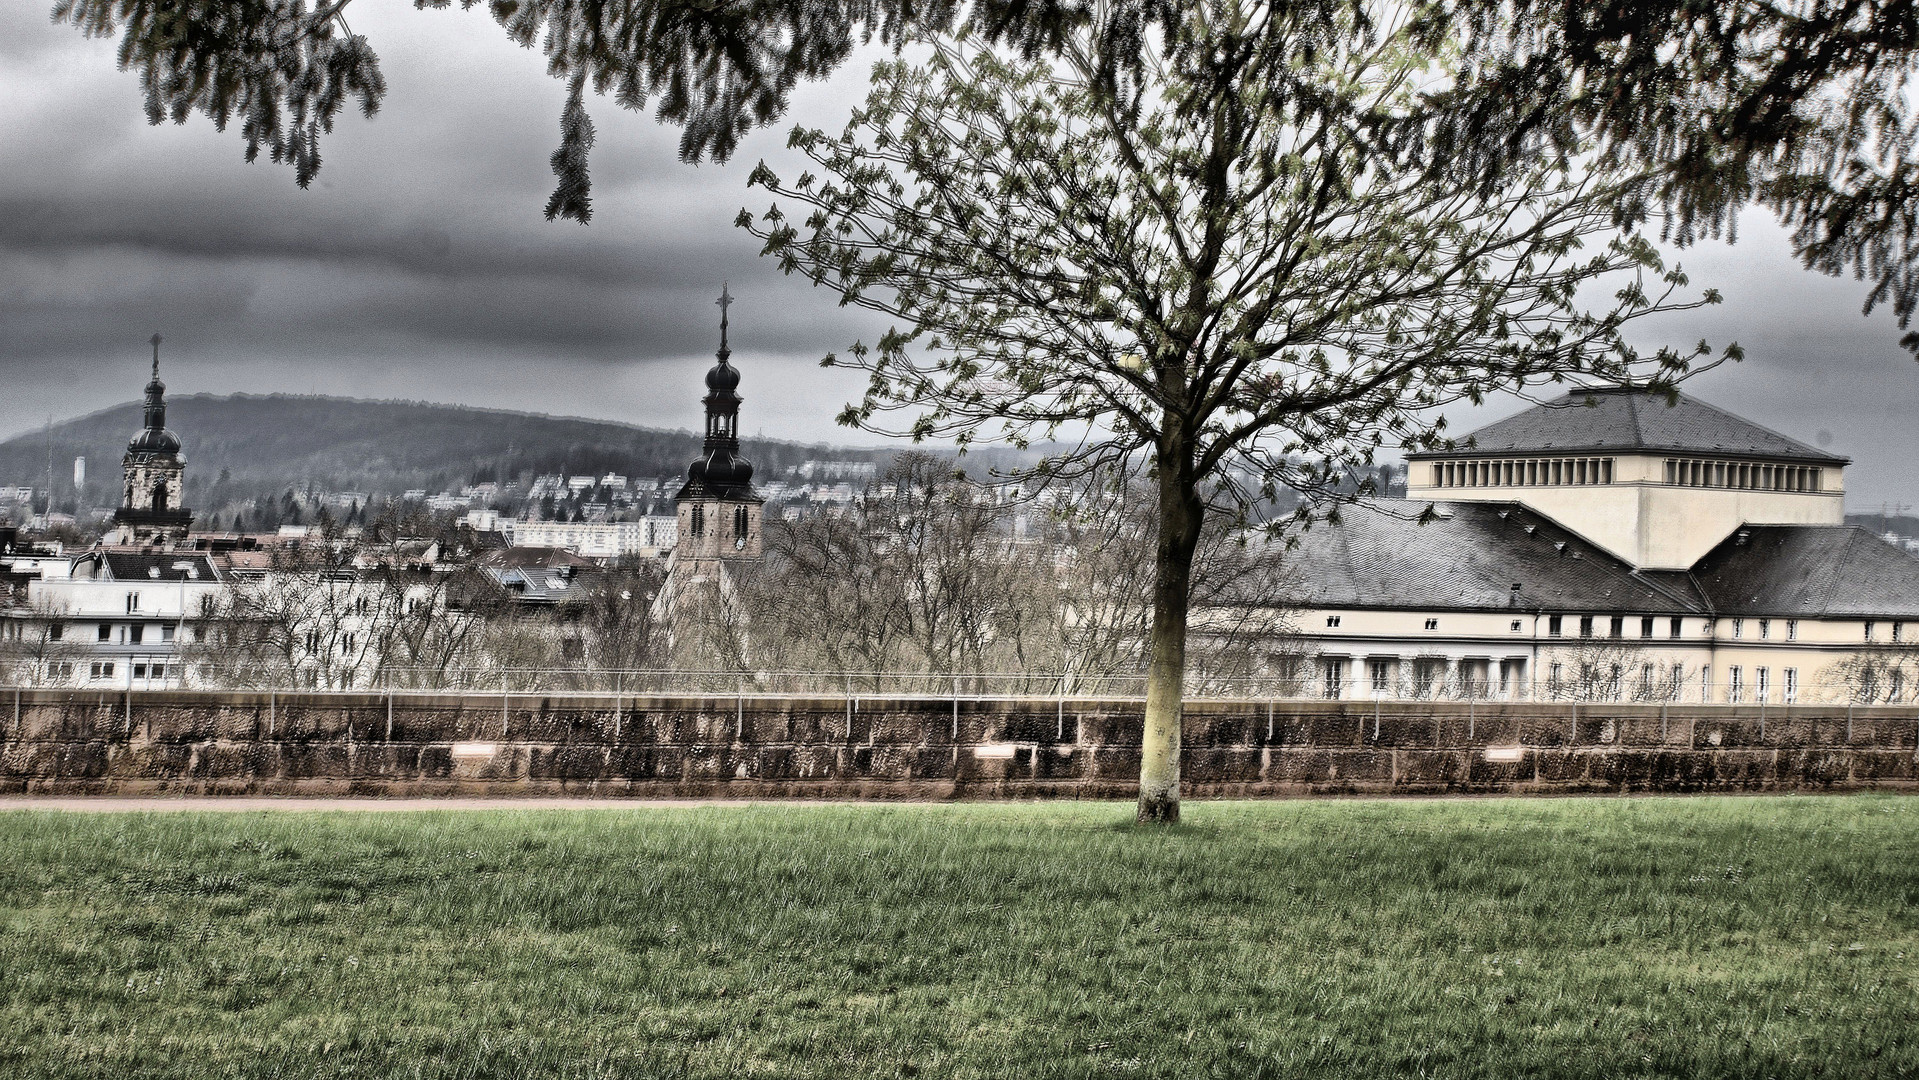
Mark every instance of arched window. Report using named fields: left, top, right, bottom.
left=152, top=481, right=168, bottom=512
left=691, top=504, right=705, bottom=538
left=734, top=505, right=749, bottom=539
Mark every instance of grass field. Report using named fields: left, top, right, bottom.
left=0, top=797, right=1914, bottom=1079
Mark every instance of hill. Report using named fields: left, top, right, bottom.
left=0, top=394, right=884, bottom=514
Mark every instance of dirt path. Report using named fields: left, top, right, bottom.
left=0, top=796, right=879, bottom=813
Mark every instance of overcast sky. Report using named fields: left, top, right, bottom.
left=2, top=4, right=1916, bottom=510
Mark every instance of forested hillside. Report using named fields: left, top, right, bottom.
left=0, top=395, right=878, bottom=512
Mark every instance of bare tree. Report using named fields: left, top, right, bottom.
left=0, top=599, right=86, bottom=687
left=742, top=6, right=1722, bottom=820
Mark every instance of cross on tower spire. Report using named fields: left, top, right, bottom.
left=150, top=333, right=162, bottom=381
left=716, top=283, right=732, bottom=360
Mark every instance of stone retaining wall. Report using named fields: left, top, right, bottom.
left=0, top=689, right=1914, bottom=798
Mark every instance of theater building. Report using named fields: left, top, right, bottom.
left=1262, top=386, right=1919, bottom=704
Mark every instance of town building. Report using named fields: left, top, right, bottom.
left=10, top=550, right=223, bottom=688
left=1264, top=385, right=1919, bottom=704
left=502, top=517, right=678, bottom=560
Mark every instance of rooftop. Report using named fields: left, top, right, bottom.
left=1411, top=386, right=1849, bottom=465
left=1253, top=500, right=1710, bottom=614
left=1690, top=525, right=1919, bottom=618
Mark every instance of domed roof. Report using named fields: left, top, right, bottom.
left=129, top=426, right=182, bottom=455
left=705, top=359, right=741, bottom=393
left=701, top=448, right=754, bottom=489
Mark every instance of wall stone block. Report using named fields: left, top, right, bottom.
left=0, top=690, right=1909, bottom=798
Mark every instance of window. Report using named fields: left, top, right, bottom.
left=125, top=592, right=139, bottom=613
left=48, top=661, right=74, bottom=681
left=1756, top=667, right=1770, bottom=704
left=1785, top=668, right=1799, bottom=703
left=1670, top=664, right=1685, bottom=702
left=1548, top=615, right=1563, bottom=637
left=1641, top=617, right=1654, bottom=638
left=341, top=633, right=356, bottom=652
left=1424, top=618, right=1439, bottom=631
left=97, top=624, right=111, bottom=642
left=1729, top=666, right=1743, bottom=704
left=191, top=626, right=205, bottom=643
left=1759, top=619, right=1771, bottom=640
left=1370, top=660, right=1392, bottom=693
left=1640, top=663, right=1655, bottom=698
left=1414, top=659, right=1442, bottom=695
left=304, top=630, right=320, bottom=655
left=1579, top=616, right=1594, bottom=638
left=1702, top=667, right=1713, bottom=701
left=88, top=661, right=115, bottom=680
left=1510, top=620, right=1523, bottom=633
left=1609, top=616, right=1624, bottom=638
left=128, top=625, right=143, bottom=645
left=735, top=505, right=750, bottom=539
left=1325, top=615, right=1341, bottom=628
left=1787, top=619, right=1798, bottom=641
left=1894, top=670, right=1907, bottom=702
left=161, top=624, right=175, bottom=642
left=1865, top=621, right=1876, bottom=642
left=1670, top=617, right=1683, bottom=639
left=132, top=663, right=148, bottom=680
left=1548, top=663, right=1563, bottom=694
left=691, top=504, right=706, bottom=538
left=1322, top=660, right=1346, bottom=699
left=1896, top=622, right=1906, bottom=644
left=48, top=622, right=63, bottom=642
left=1732, top=618, right=1744, bottom=639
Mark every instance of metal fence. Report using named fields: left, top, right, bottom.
left=0, top=666, right=1864, bottom=705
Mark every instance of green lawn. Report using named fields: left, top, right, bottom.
left=0, top=798, right=1914, bottom=1079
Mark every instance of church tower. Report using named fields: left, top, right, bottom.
left=673, top=285, right=763, bottom=567
left=111, top=334, right=193, bottom=546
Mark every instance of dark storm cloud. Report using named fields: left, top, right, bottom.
left=0, top=1, right=881, bottom=426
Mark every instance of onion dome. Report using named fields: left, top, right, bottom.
left=129, top=338, right=181, bottom=456
left=706, top=358, right=741, bottom=393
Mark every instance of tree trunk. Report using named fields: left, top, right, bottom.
left=1137, top=451, right=1204, bottom=824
